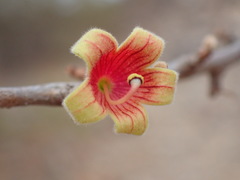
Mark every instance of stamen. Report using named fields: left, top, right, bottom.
left=103, top=74, right=143, bottom=105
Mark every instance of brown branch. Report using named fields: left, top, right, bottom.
left=169, top=39, right=240, bottom=96
left=0, top=39, right=240, bottom=108
left=0, top=82, right=79, bottom=108
left=168, top=37, right=215, bottom=78
left=169, top=39, right=240, bottom=77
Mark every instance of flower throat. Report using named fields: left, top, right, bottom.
left=98, top=73, right=144, bottom=105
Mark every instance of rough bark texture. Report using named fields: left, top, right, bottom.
left=0, top=82, right=79, bottom=108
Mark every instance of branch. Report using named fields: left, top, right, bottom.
left=0, top=82, right=79, bottom=108
left=169, top=39, right=240, bottom=96
left=0, top=39, right=240, bottom=108
left=169, top=40, right=240, bottom=77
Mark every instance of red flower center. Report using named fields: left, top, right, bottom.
left=89, top=51, right=144, bottom=107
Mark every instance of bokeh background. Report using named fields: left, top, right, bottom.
left=1, top=0, right=240, bottom=179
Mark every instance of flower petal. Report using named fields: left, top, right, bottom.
left=134, top=67, right=178, bottom=105
left=63, top=80, right=107, bottom=124
left=71, top=29, right=118, bottom=70
left=110, top=27, right=164, bottom=74
left=108, top=101, right=148, bottom=135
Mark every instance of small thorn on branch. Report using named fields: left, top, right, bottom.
left=209, top=67, right=224, bottom=97
left=176, top=34, right=219, bottom=78
left=66, top=65, right=86, bottom=81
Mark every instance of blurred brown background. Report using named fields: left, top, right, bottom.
left=0, top=0, right=240, bottom=179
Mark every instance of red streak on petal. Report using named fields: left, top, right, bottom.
left=84, top=40, right=103, bottom=56
left=71, top=82, right=89, bottom=99
left=115, top=35, right=137, bottom=59
left=102, top=51, right=115, bottom=75
left=84, top=53, right=94, bottom=67
left=133, top=95, right=159, bottom=104
left=105, top=37, right=136, bottom=75
left=137, top=90, right=169, bottom=96
left=106, top=101, right=120, bottom=120
left=121, top=48, right=156, bottom=73
left=73, top=99, right=96, bottom=114
left=126, top=101, right=147, bottom=129
left=143, top=70, right=170, bottom=77
left=115, top=105, right=134, bottom=133
left=112, top=34, right=151, bottom=74
left=121, top=104, right=135, bottom=133
left=137, top=87, right=173, bottom=95
left=97, top=108, right=107, bottom=118
left=140, top=85, right=173, bottom=89
left=75, top=108, right=106, bottom=122
left=98, top=33, right=116, bottom=48
left=132, top=49, right=160, bottom=70
left=99, top=93, right=105, bottom=108
left=119, top=54, right=150, bottom=77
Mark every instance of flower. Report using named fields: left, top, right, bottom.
left=63, top=27, right=178, bottom=135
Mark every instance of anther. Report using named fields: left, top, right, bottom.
left=127, top=73, right=144, bottom=84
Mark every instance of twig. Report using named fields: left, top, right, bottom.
left=171, top=40, right=240, bottom=75
left=65, top=65, right=85, bottom=81
left=169, top=39, right=240, bottom=96
left=0, top=39, right=240, bottom=108
left=209, top=68, right=223, bottom=96
left=0, top=82, right=79, bottom=108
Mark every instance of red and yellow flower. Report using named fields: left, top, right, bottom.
left=63, top=27, right=178, bottom=135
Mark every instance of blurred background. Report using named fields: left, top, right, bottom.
left=0, top=0, right=240, bottom=179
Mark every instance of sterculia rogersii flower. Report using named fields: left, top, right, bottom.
left=63, top=27, right=178, bottom=135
